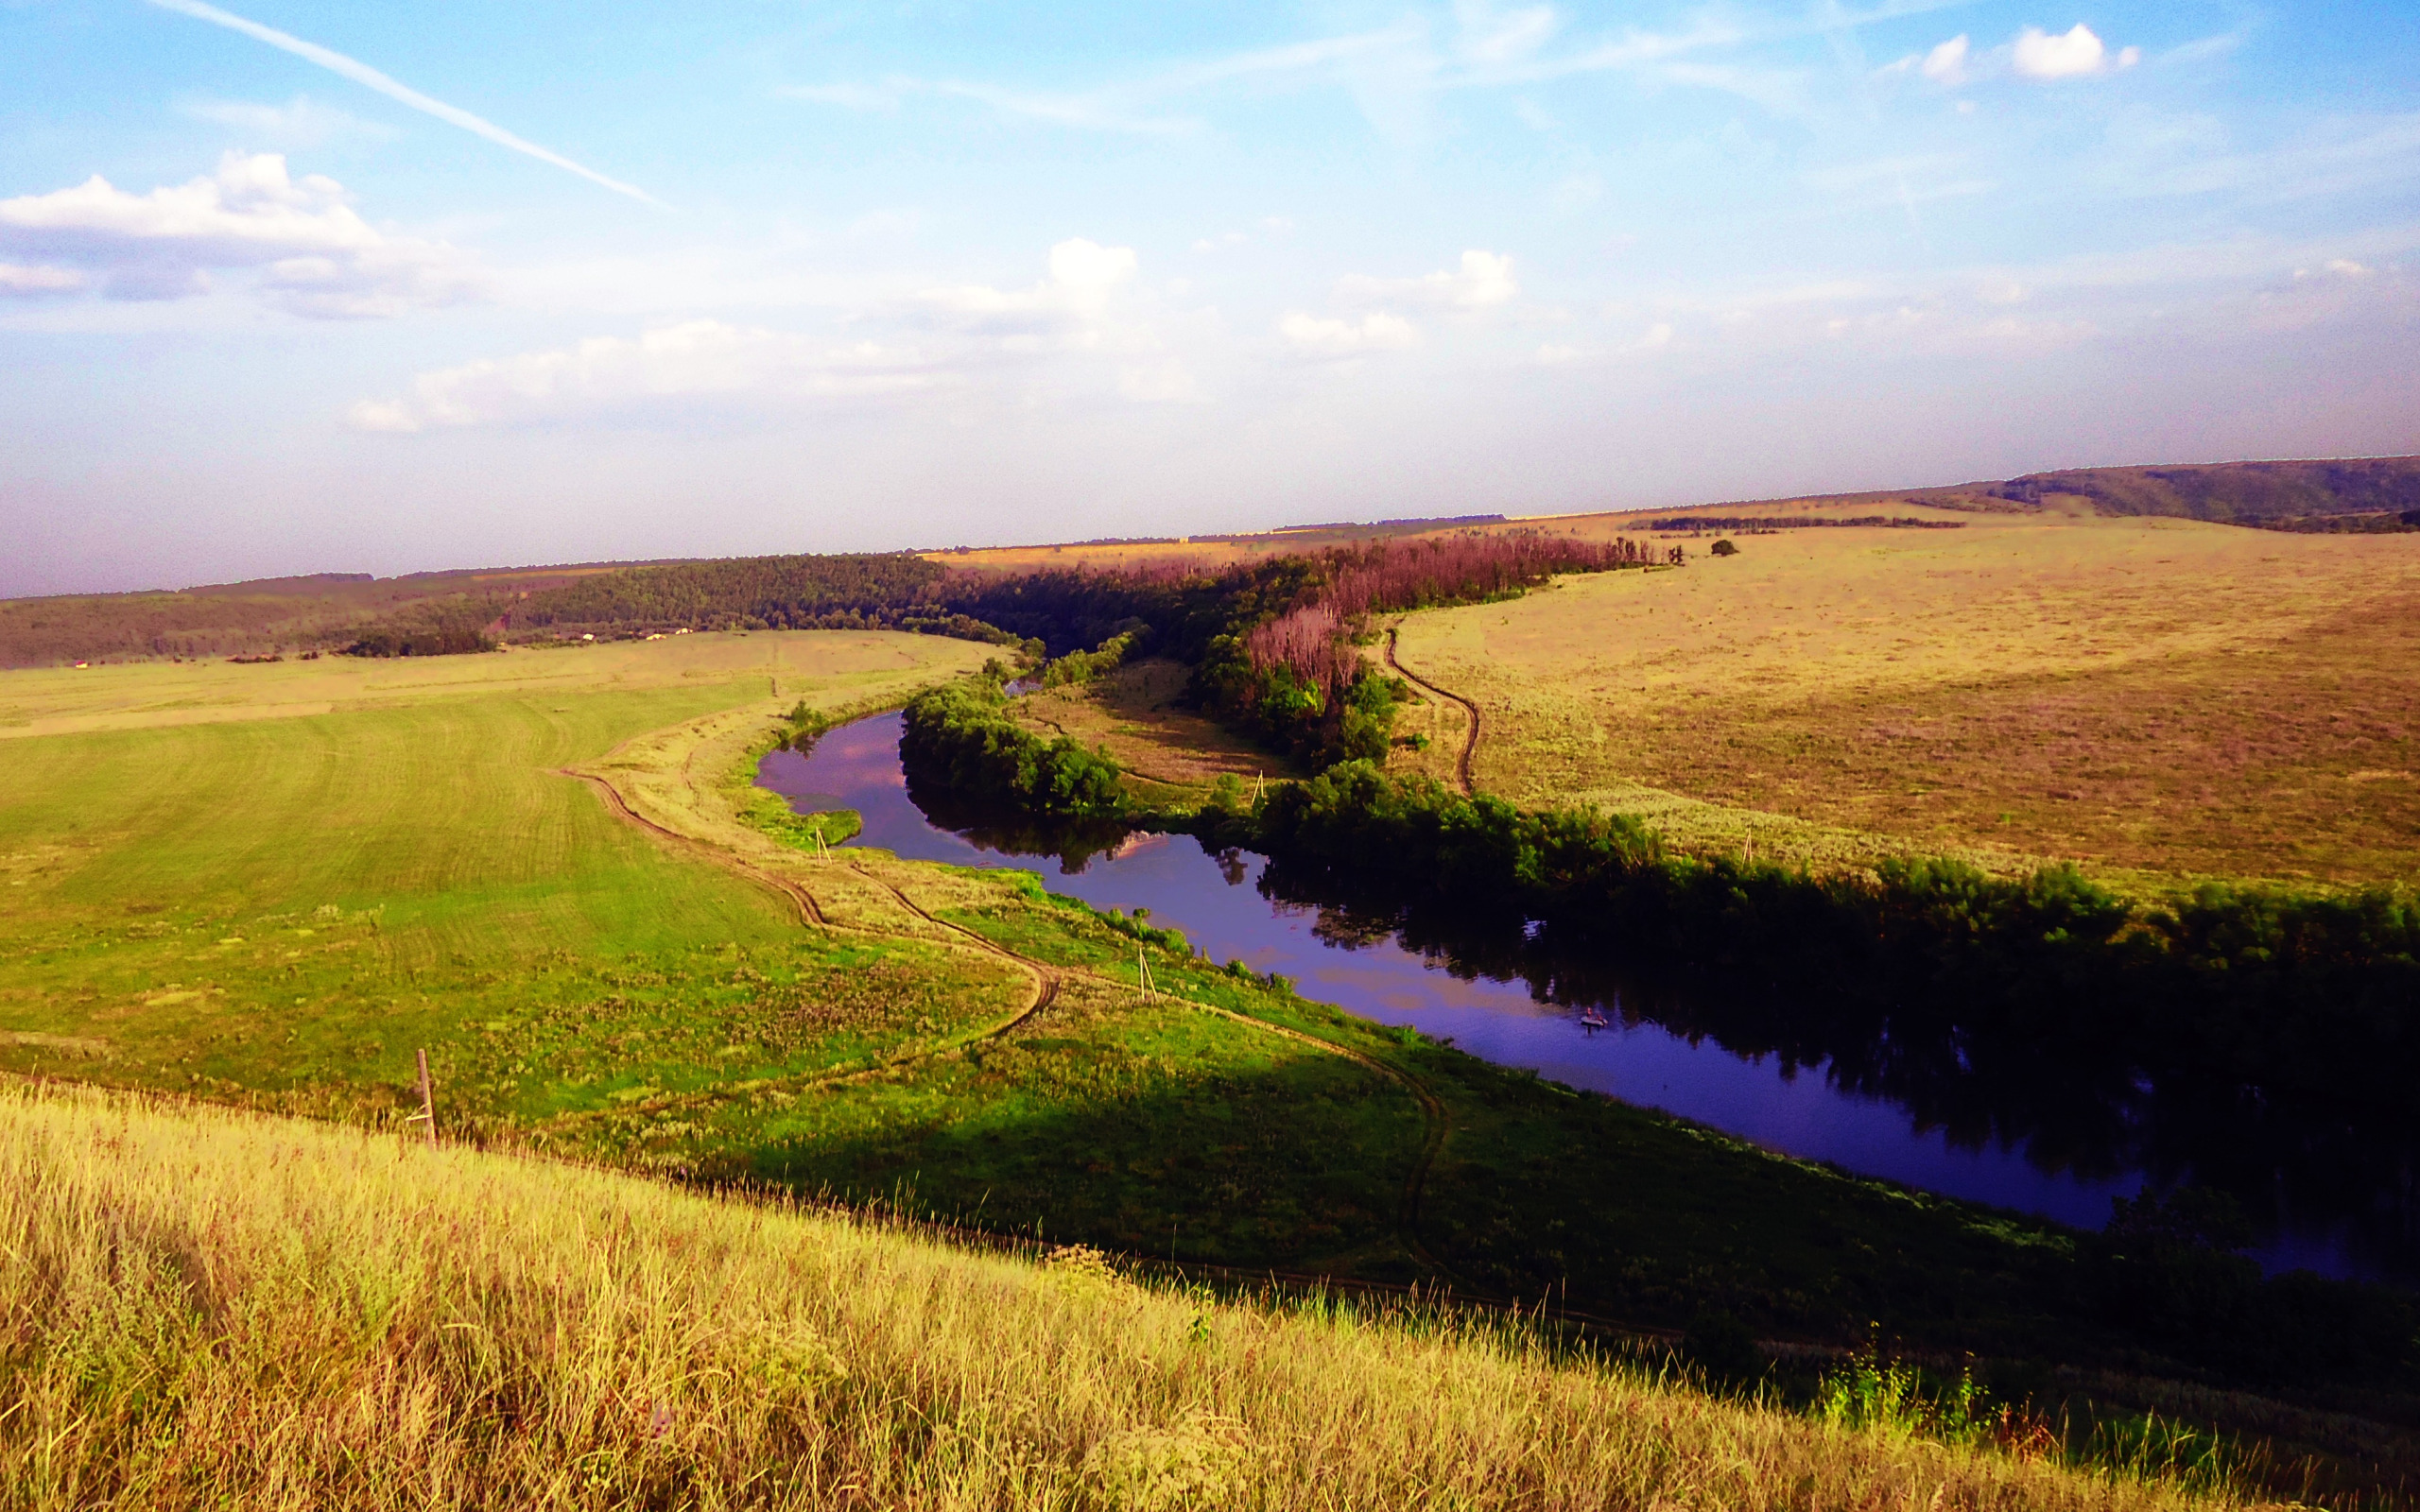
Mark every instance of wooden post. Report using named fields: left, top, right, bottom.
left=415, top=1048, right=437, bottom=1148
left=1137, top=948, right=1155, bottom=999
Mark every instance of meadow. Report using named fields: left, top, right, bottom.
left=1380, top=507, right=2420, bottom=890
left=8, top=591, right=2420, bottom=1502
left=0, top=628, right=2122, bottom=1332
left=2, top=1081, right=2230, bottom=1512
left=0, top=632, right=1002, bottom=1124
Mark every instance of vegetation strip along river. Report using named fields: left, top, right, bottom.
left=762, top=709, right=2403, bottom=1285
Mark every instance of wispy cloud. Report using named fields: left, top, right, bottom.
left=178, top=94, right=399, bottom=148
left=1338, top=249, right=1520, bottom=309
left=0, top=263, right=88, bottom=297
left=778, top=9, right=1846, bottom=140
left=350, top=320, right=942, bottom=432
left=1278, top=309, right=1419, bottom=357
left=925, top=80, right=1199, bottom=137
left=145, top=0, right=666, bottom=207
left=353, top=239, right=1191, bottom=429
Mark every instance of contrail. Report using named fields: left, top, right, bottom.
left=147, top=0, right=666, bottom=208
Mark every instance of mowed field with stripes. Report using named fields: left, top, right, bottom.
left=0, top=633, right=1011, bottom=1127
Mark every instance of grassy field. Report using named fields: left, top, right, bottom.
left=8, top=623, right=2418, bottom=1499
left=0, top=627, right=2098, bottom=1314
left=1380, top=507, right=2420, bottom=890
left=4, top=1082, right=2232, bottom=1512
left=0, top=631, right=1004, bottom=1123
left=1013, top=659, right=1295, bottom=799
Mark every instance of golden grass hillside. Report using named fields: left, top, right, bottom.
left=1383, top=509, right=2420, bottom=890
left=0, top=1082, right=2232, bottom=1512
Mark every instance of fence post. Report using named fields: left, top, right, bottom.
left=415, top=1047, right=438, bottom=1148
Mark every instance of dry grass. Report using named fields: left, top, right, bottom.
left=1384, top=509, right=2420, bottom=889
left=1013, top=660, right=1289, bottom=797
left=0, top=1082, right=2235, bottom=1511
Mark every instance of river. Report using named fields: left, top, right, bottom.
left=761, top=709, right=2415, bottom=1284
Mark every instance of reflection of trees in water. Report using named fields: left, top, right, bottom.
left=1255, top=855, right=2420, bottom=1280
left=898, top=768, right=1134, bottom=872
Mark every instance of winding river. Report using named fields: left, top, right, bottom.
left=762, top=709, right=2416, bottom=1285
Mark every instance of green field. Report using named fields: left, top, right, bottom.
left=6, top=626, right=2418, bottom=1502
left=0, top=628, right=2138, bottom=1322
left=0, top=633, right=1003, bottom=1119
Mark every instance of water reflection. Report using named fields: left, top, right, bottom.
left=758, top=712, right=2417, bottom=1284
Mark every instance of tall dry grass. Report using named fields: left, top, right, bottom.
left=0, top=1085, right=2236, bottom=1511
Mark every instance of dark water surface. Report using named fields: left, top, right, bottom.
left=761, top=711, right=2414, bottom=1284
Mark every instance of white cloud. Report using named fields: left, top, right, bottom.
left=919, top=237, right=1140, bottom=328
left=350, top=321, right=942, bottom=432
left=1886, top=25, right=2138, bottom=89
left=0, top=152, right=475, bottom=317
left=2297, top=258, right=2376, bottom=281
left=352, top=238, right=1189, bottom=430
left=1339, top=249, right=1519, bottom=310
left=1279, top=310, right=1419, bottom=356
left=178, top=94, right=398, bottom=148
left=0, top=263, right=86, bottom=296
left=1116, top=362, right=1202, bottom=403
left=2012, top=24, right=2138, bottom=80
left=1921, top=36, right=1970, bottom=85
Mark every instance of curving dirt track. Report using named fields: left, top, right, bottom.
left=1384, top=627, right=1478, bottom=798
left=565, top=768, right=829, bottom=925
left=568, top=751, right=1456, bottom=1275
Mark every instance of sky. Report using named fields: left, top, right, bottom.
left=2, top=1, right=2416, bottom=595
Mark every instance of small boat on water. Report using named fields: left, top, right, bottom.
left=1578, top=1008, right=1610, bottom=1030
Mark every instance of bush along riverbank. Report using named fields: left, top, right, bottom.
left=899, top=677, right=1127, bottom=819
left=892, top=666, right=2420, bottom=1392
left=1223, top=762, right=2420, bottom=1120
left=938, top=530, right=1667, bottom=766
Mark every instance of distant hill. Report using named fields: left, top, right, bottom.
left=1991, top=456, right=2420, bottom=527
left=0, top=562, right=674, bottom=668
left=11, top=457, right=2418, bottom=667
left=1638, top=455, right=2420, bottom=534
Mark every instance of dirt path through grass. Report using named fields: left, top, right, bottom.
left=574, top=701, right=1459, bottom=1275
left=1386, top=626, right=1478, bottom=797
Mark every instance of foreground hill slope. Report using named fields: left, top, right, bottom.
left=0, top=1082, right=2218, bottom=1512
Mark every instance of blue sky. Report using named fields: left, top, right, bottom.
left=2, top=0, right=2415, bottom=593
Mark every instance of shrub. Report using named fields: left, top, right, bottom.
left=900, top=680, right=1127, bottom=819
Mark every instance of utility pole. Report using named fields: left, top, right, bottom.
left=412, top=1048, right=437, bottom=1148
